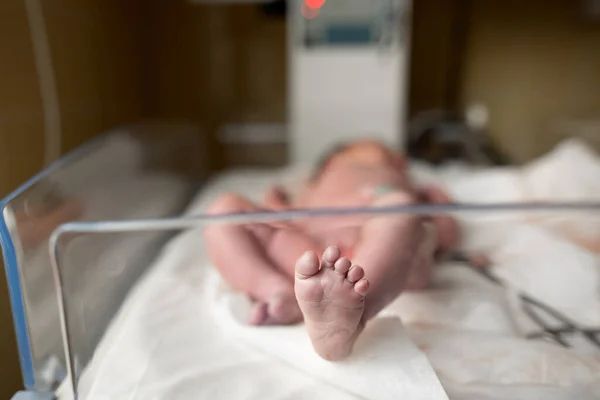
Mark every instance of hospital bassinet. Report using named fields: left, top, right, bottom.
left=3, top=125, right=600, bottom=400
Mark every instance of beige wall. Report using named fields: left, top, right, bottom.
left=460, top=0, right=600, bottom=162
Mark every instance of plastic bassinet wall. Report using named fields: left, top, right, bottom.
left=1, top=124, right=209, bottom=399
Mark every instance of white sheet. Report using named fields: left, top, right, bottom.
left=211, top=274, right=449, bottom=400
left=65, top=140, right=600, bottom=399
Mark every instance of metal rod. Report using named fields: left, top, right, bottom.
left=53, top=201, right=600, bottom=235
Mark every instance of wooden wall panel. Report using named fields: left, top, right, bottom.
left=460, top=0, right=600, bottom=162
left=93, top=0, right=144, bottom=131
left=0, top=1, right=45, bottom=396
left=0, top=0, right=144, bottom=396
left=0, top=1, right=46, bottom=190
left=142, top=0, right=223, bottom=168
left=43, top=0, right=144, bottom=153
left=143, top=0, right=205, bottom=119
left=408, top=0, right=466, bottom=117
left=142, top=1, right=287, bottom=169
left=228, top=6, right=287, bottom=124
left=141, top=0, right=600, bottom=166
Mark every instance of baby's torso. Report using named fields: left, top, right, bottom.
left=297, top=162, right=413, bottom=251
left=304, top=162, right=410, bottom=207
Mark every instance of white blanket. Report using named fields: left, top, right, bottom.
left=65, top=139, right=600, bottom=399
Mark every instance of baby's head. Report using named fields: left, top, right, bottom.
left=310, top=140, right=406, bottom=182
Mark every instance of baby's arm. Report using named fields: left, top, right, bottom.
left=417, top=184, right=459, bottom=252
left=263, top=185, right=290, bottom=211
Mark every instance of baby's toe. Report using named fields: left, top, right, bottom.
left=295, top=251, right=320, bottom=279
left=354, top=279, right=370, bottom=296
left=334, top=257, right=352, bottom=275
left=347, top=265, right=365, bottom=283
left=321, top=246, right=341, bottom=269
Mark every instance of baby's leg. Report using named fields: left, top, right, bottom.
left=353, top=192, right=431, bottom=317
left=205, top=193, right=321, bottom=325
left=295, top=192, right=428, bottom=360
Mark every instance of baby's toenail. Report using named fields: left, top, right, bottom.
left=324, top=246, right=340, bottom=260
left=300, top=251, right=315, bottom=262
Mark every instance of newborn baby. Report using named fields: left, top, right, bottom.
left=205, top=140, right=459, bottom=361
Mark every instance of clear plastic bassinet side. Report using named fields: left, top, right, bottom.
left=0, top=123, right=209, bottom=396
left=51, top=196, right=600, bottom=399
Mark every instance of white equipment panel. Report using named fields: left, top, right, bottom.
left=289, top=0, right=412, bottom=164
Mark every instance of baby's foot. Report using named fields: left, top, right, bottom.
left=247, top=292, right=303, bottom=326
left=294, top=246, right=369, bottom=361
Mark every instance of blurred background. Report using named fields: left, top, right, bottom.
left=1, top=0, right=600, bottom=396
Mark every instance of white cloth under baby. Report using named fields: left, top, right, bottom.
left=69, top=138, right=600, bottom=399
left=208, top=271, right=449, bottom=400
